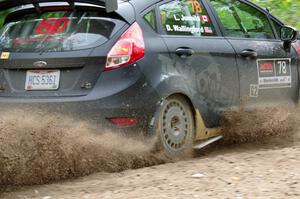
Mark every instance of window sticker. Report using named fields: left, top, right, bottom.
left=257, top=58, right=292, bottom=89
left=187, top=0, right=203, bottom=14
left=35, top=17, right=70, bottom=35
left=0, top=52, right=10, bottom=59
left=173, top=15, right=210, bottom=23
left=204, top=27, right=213, bottom=34
left=249, top=84, right=259, bottom=97
left=160, top=0, right=215, bottom=36
left=200, top=15, right=210, bottom=23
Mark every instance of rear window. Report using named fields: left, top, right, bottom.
left=0, top=10, right=125, bottom=52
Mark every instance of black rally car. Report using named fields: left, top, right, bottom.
left=0, top=0, right=298, bottom=157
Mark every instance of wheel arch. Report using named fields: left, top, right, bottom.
left=153, top=77, right=221, bottom=140
left=165, top=93, right=195, bottom=113
left=164, top=93, right=206, bottom=140
left=164, top=92, right=221, bottom=141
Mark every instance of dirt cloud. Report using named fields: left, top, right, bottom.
left=220, top=107, right=298, bottom=144
left=0, top=106, right=298, bottom=189
left=0, top=109, right=169, bottom=187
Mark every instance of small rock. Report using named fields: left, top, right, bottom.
left=231, top=176, right=241, bottom=181
left=192, top=173, right=205, bottom=178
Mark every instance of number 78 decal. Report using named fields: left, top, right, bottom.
left=256, top=58, right=292, bottom=89
left=187, top=0, right=202, bottom=13
left=277, top=60, right=288, bottom=75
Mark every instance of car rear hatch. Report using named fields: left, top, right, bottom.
left=0, top=0, right=133, bottom=97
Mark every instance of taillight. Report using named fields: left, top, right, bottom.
left=105, top=22, right=145, bottom=71
left=108, top=117, right=137, bottom=127
left=296, top=45, right=300, bottom=55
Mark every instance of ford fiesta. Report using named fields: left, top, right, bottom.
left=0, top=0, right=298, bottom=157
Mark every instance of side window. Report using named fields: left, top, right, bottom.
left=210, top=0, right=275, bottom=39
left=271, top=19, right=282, bottom=39
left=159, top=0, right=216, bottom=36
left=144, top=10, right=157, bottom=31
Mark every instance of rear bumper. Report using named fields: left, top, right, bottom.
left=0, top=68, right=161, bottom=135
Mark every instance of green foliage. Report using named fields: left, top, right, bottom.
left=0, top=10, right=10, bottom=27
left=252, top=0, right=300, bottom=29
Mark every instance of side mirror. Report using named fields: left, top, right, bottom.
left=281, top=26, right=298, bottom=51
left=281, top=26, right=297, bottom=42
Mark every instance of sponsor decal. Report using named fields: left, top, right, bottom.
left=35, top=17, right=70, bottom=35
left=257, top=58, right=292, bottom=89
left=0, top=52, right=10, bottom=59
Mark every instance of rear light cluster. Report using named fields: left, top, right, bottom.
left=295, top=44, right=300, bottom=55
left=105, top=22, right=145, bottom=71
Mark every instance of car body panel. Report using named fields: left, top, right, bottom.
left=227, top=38, right=299, bottom=107
left=205, top=0, right=299, bottom=108
left=160, top=36, right=240, bottom=127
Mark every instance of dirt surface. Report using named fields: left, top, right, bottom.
left=1, top=108, right=300, bottom=198
left=1, top=135, right=300, bottom=199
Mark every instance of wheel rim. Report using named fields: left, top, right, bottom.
left=161, top=100, right=190, bottom=152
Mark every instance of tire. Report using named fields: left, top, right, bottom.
left=155, top=95, right=195, bottom=158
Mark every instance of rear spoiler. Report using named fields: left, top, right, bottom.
left=0, top=0, right=118, bottom=13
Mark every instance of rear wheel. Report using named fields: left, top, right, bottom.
left=155, top=95, right=195, bottom=158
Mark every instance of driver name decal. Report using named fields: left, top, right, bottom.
left=257, top=58, right=292, bottom=89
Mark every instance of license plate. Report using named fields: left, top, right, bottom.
left=25, top=70, right=60, bottom=91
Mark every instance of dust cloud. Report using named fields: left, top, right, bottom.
left=220, top=107, right=298, bottom=144
left=0, top=106, right=298, bottom=189
left=0, top=109, right=169, bottom=187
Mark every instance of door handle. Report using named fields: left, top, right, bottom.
left=175, top=48, right=195, bottom=58
left=240, top=49, right=258, bottom=58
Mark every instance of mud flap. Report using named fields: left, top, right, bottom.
left=195, top=109, right=222, bottom=140
left=146, top=98, right=166, bottom=137
left=193, top=135, right=223, bottom=149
